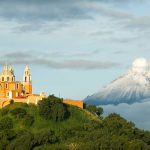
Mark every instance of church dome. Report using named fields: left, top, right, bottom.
left=0, top=64, right=15, bottom=82
left=1, top=64, right=14, bottom=75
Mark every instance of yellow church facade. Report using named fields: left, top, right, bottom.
left=0, top=64, right=32, bottom=99
left=0, top=64, right=46, bottom=108
left=0, top=64, right=84, bottom=109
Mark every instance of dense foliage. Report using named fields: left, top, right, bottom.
left=86, top=104, right=103, bottom=117
left=0, top=95, right=150, bottom=150
left=10, top=108, right=27, bottom=118
left=38, top=95, right=69, bottom=121
left=23, top=114, right=34, bottom=127
left=0, top=117, right=13, bottom=130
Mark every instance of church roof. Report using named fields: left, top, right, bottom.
left=0, top=64, right=15, bottom=76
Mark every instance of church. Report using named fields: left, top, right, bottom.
left=0, top=64, right=46, bottom=108
left=0, top=64, right=84, bottom=109
left=0, top=64, right=32, bottom=99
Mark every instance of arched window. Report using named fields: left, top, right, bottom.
left=12, top=77, right=13, bottom=82
left=2, top=77, right=4, bottom=82
left=7, top=77, right=9, bottom=82
left=25, top=77, right=27, bottom=82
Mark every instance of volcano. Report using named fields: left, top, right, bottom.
left=84, top=58, right=150, bottom=105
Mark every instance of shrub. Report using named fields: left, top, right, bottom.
left=51, top=103, right=68, bottom=121
left=23, top=115, right=34, bottom=127
left=0, top=117, right=13, bottom=130
left=8, top=130, right=58, bottom=150
left=86, top=105, right=103, bottom=117
left=7, top=131, right=34, bottom=150
left=9, top=99, right=14, bottom=105
left=0, top=129, right=17, bottom=150
left=10, top=108, right=27, bottom=118
left=33, top=130, right=58, bottom=145
left=1, top=108, right=9, bottom=116
left=38, top=95, right=69, bottom=121
left=21, top=103, right=29, bottom=107
left=86, top=105, right=97, bottom=114
left=126, top=139, right=149, bottom=150
left=96, top=107, right=103, bottom=117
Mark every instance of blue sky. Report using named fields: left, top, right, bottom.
left=0, top=0, right=150, bottom=99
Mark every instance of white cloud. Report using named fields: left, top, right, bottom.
left=102, top=101, right=150, bottom=130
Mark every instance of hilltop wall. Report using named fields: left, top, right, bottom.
left=63, top=99, right=84, bottom=109
left=0, top=97, right=84, bottom=109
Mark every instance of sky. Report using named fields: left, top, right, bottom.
left=0, top=0, right=150, bottom=100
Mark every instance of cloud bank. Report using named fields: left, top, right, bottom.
left=102, top=101, right=150, bottom=131
left=0, top=51, right=119, bottom=70
left=0, top=0, right=149, bottom=33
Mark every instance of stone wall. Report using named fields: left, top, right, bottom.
left=0, top=97, right=84, bottom=109
left=63, top=99, right=84, bottom=109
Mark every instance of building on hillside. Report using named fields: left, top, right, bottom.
left=0, top=64, right=46, bottom=108
left=0, top=64, right=32, bottom=99
left=0, top=64, right=84, bottom=109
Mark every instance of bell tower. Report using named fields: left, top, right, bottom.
left=23, top=65, right=32, bottom=95
left=23, top=65, right=32, bottom=83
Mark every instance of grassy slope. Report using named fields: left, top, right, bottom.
left=1, top=102, right=150, bottom=150
left=0, top=103, right=101, bottom=150
left=0, top=103, right=103, bottom=149
left=1, top=102, right=100, bottom=134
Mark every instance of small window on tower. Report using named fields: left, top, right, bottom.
left=16, top=83, right=19, bottom=89
left=6, top=83, right=8, bottom=89
left=2, top=77, right=4, bottom=81
left=25, top=77, right=27, bottom=82
left=7, top=77, right=9, bottom=82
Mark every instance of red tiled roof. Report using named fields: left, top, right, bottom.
left=15, top=95, right=26, bottom=99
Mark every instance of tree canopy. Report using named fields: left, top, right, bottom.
left=0, top=96, right=150, bottom=150
left=38, top=95, right=69, bottom=121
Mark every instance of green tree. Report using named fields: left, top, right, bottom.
left=96, top=107, right=103, bottom=117
left=7, top=131, right=34, bottom=150
left=0, top=130, right=16, bottom=150
left=33, top=130, right=58, bottom=145
left=127, top=139, right=150, bottom=150
left=10, top=108, right=27, bottom=118
left=38, top=95, right=69, bottom=121
left=0, top=117, right=13, bottom=130
left=1, top=108, right=9, bottom=116
left=86, top=105, right=97, bottom=114
left=23, top=115, right=34, bottom=127
left=51, top=103, right=68, bottom=121
left=86, top=105, right=103, bottom=117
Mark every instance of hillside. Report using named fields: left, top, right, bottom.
left=0, top=96, right=150, bottom=150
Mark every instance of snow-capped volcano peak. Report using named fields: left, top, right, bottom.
left=84, top=58, right=150, bottom=105
left=131, top=58, right=150, bottom=73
